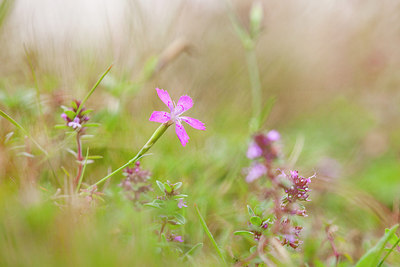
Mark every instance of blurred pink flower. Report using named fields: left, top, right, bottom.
left=177, top=198, right=188, bottom=208
left=149, top=88, right=206, bottom=146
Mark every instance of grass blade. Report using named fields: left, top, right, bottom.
left=76, top=64, right=113, bottom=114
left=0, top=109, right=48, bottom=155
left=194, top=204, right=226, bottom=265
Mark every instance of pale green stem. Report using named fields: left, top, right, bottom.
left=92, top=123, right=171, bottom=187
left=246, top=48, right=262, bottom=132
left=76, top=64, right=113, bottom=115
left=378, top=237, right=400, bottom=267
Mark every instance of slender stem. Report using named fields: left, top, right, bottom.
left=76, top=64, right=113, bottom=115
left=74, top=133, right=83, bottom=186
left=378, top=237, right=400, bottom=267
left=76, top=148, right=89, bottom=193
left=246, top=49, right=262, bottom=132
left=92, top=123, right=171, bottom=187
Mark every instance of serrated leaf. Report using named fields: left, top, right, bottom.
left=156, top=180, right=165, bottom=193
left=356, top=224, right=399, bottom=267
left=250, top=216, right=262, bottom=226
left=234, top=231, right=254, bottom=237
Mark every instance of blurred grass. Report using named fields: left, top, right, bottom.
left=0, top=0, right=399, bottom=266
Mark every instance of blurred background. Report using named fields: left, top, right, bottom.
left=0, top=0, right=399, bottom=265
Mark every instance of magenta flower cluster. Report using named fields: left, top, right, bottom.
left=149, top=88, right=205, bottom=146
left=284, top=170, right=313, bottom=203
left=119, top=162, right=152, bottom=201
left=245, top=130, right=280, bottom=183
left=239, top=130, right=315, bottom=252
left=61, top=100, right=90, bottom=132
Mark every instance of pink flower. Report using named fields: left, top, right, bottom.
left=245, top=163, right=267, bottom=183
left=177, top=198, right=188, bottom=208
left=68, top=117, right=82, bottom=129
left=149, top=88, right=206, bottom=146
left=173, top=235, right=184, bottom=242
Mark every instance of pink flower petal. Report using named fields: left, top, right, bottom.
left=175, top=121, right=189, bottom=146
left=175, top=95, right=193, bottom=115
left=156, top=88, right=174, bottom=112
left=149, top=111, right=171, bottom=123
left=246, top=163, right=267, bottom=183
left=180, top=116, right=206, bottom=130
left=247, top=141, right=262, bottom=159
left=267, top=130, right=280, bottom=142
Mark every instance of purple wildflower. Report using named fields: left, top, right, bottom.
left=283, top=170, right=314, bottom=203
left=246, top=163, right=267, bottom=183
left=68, top=117, right=82, bottom=129
left=119, top=162, right=152, bottom=201
left=61, top=100, right=90, bottom=133
left=247, top=130, right=280, bottom=161
left=177, top=198, right=188, bottom=208
left=149, top=88, right=206, bottom=146
left=173, top=235, right=184, bottom=243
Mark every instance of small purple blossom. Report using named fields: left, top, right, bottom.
left=246, top=130, right=280, bottom=161
left=177, top=198, right=188, bottom=208
left=173, top=235, right=184, bottom=242
left=246, top=163, right=267, bottom=183
left=149, top=88, right=206, bottom=146
left=283, top=170, right=314, bottom=203
left=68, top=117, right=82, bottom=129
left=61, top=100, right=91, bottom=133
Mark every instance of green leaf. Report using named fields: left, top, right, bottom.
left=183, top=243, right=203, bottom=257
left=174, top=213, right=186, bottom=225
left=234, top=231, right=254, bottom=237
left=385, top=228, right=399, bottom=246
left=194, top=204, right=226, bottom=265
left=173, top=182, right=182, bottom=191
left=250, top=245, right=257, bottom=254
left=84, top=123, right=100, bottom=127
left=71, top=101, right=78, bottom=110
left=81, top=109, right=94, bottom=116
left=173, top=194, right=188, bottom=199
left=247, top=205, right=255, bottom=217
left=87, top=155, right=103, bottom=160
left=64, top=110, right=76, bottom=119
left=54, top=124, right=69, bottom=129
left=164, top=182, right=172, bottom=193
left=250, top=216, right=262, bottom=226
left=356, top=224, right=399, bottom=267
left=156, top=180, right=165, bottom=193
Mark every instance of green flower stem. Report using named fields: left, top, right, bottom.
left=92, top=122, right=171, bottom=187
left=246, top=48, right=262, bottom=132
left=76, top=64, right=113, bottom=115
